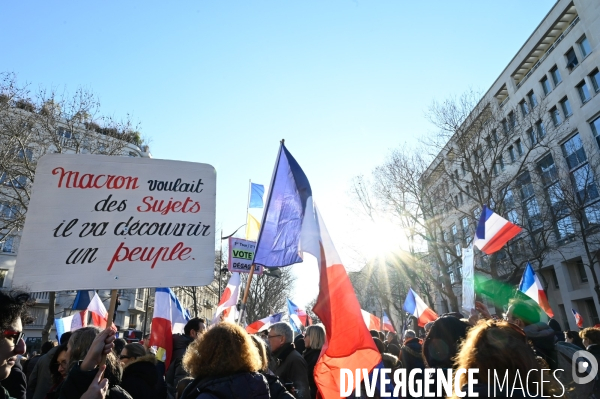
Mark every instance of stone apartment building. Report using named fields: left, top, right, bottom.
left=421, top=0, right=600, bottom=330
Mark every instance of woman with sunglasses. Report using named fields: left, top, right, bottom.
left=119, top=344, right=161, bottom=399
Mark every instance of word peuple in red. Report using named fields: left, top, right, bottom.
left=107, top=242, right=192, bottom=271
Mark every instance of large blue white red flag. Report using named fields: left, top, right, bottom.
left=246, top=312, right=283, bottom=334
left=572, top=309, right=584, bottom=328
left=254, top=143, right=381, bottom=399
left=403, top=288, right=438, bottom=327
left=149, top=288, right=190, bottom=369
left=473, top=205, right=522, bottom=254
left=518, top=263, right=554, bottom=318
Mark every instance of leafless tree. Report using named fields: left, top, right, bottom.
left=0, top=73, right=145, bottom=342
left=352, top=88, right=566, bottom=314
left=245, top=267, right=296, bottom=325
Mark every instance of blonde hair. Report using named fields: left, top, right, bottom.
left=453, top=320, right=542, bottom=398
left=183, top=322, right=262, bottom=378
left=305, top=324, right=325, bottom=350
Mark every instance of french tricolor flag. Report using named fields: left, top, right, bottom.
left=572, top=309, right=584, bottom=328
left=149, top=288, right=190, bottom=369
left=382, top=311, right=396, bottom=333
left=253, top=143, right=381, bottom=398
left=54, top=310, right=88, bottom=341
left=403, top=288, right=438, bottom=327
left=518, top=263, right=554, bottom=318
left=361, top=309, right=381, bottom=331
left=474, top=205, right=522, bottom=255
left=212, top=273, right=241, bottom=325
left=245, top=312, right=283, bottom=334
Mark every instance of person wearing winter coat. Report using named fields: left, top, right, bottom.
left=165, top=318, right=205, bottom=398
left=119, top=344, right=162, bottom=399
left=249, top=335, right=294, bottom=399
left=302, top=325, right=325, bottom=399
left=268, top=322, right=310, bottom=399
left=506, top=300, right=558, bottom=369
left=179, top=322, right=269, bottom=399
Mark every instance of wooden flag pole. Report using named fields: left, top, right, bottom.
left=99, top=289, right=119, bottom=367
left=238, top=264, right=256, bottom=326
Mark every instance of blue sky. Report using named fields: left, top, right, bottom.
left=2, top=1, right=557, bottom=306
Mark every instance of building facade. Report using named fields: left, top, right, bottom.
left=421, top=0, right=600, bottom=330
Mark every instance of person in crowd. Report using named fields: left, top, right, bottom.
left=548, top=319, right=565, bottom=342
left=268, top=322, right=310, bottom=399
left=112, top=340, right=126, bottom=358
left=382, top=353, right=399, bottom=370
left=175, top=378, right=193, bottom=399
left=368, top=330, right=379, bottom=339
left=386, top=344, right=400, bottom=359
left=453, top=319, right=559, bottom=398
left=294, top=333, right=305, bottom=355
left=44, top=344, right=68, bottom=399
left=565, top=330, right=585, bottom=349
left=421, top=316, right=470, bottom=399
left=0, top=290, right=32, bottom=399
left=118, top=343, right=161, bottom=399
left=580, top=327, right=600, bottom=363
left=400, top=330, right=424, bottom=373
left=3, top=356, right=26, bottom=399
left=166, top=318, right=205, bottom=398
left=28, top=332, right=72, bottom=399
left=505, top=300, right=558, bottom=369
left=250, top=335, right=294, bottom=399
left=59, top=326, right=131, bottom=399
left=385, top=332, right=399, bottom=349
left=26, top=343, right=54, bottom=382
left=179, top=322, right=269, bottom=399
left=424, top=321, right=434, bottom=335
left=372, top=338, right=385, bottom=354
left=303, top=325, right=325, bottom=399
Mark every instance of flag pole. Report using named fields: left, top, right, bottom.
left=244, top=179, right=251, bottom=239
left=238, top=140, right=285, bottom=326
left=98, top=289, right=118, bottom=367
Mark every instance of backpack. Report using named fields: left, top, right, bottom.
left=555, top=341, right=597, bottom=399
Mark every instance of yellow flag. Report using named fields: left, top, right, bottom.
left=245, top=213, right=261, bottom=241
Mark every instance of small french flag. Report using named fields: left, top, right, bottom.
left=474, top=205, right=522, bottom=255
left=246, top=312, right=283, bottom=334
left=518, top=263, right=554, bottom=318
left=572, top=309, right=584, bottom=328
left=382, top=311, right=396, bottom=333
left=403, top=288, right=438, bottom=327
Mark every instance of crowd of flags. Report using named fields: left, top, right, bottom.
left=52, top=143, right=594, bottom=398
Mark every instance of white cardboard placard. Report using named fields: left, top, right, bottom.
left=228, top=237, right=263, bottom=275
left=12, top=154, right=216, bottom=291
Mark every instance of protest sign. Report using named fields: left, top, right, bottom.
left=12, top=154, right=216, bottom=291
left=228, top=237, right=263, bottom=275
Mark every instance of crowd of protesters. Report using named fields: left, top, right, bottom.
left=3, top=289, right=600, bottom=398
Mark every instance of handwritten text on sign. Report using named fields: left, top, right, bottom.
left=228, top=237, right=263, bottom=275
left=12, top=154, right=216, bottom=291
